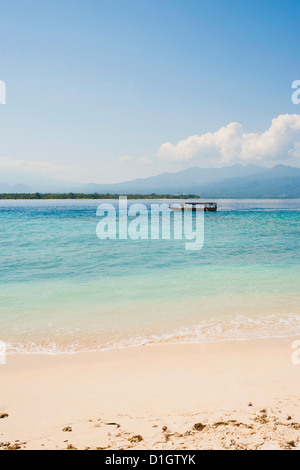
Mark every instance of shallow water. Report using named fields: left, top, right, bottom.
left=0, top=199, right=300, bottom=353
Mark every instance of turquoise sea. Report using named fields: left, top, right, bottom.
left=0, top=199, right=300, bottom=354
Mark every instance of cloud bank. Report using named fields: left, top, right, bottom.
left=157, top=114, right=300, bottom=165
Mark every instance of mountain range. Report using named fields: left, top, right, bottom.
left=1, top=164, right=300, bottom=198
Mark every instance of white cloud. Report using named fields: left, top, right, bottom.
left=157, top=114, right=300, bottom=164
left=0, top=157, right=67, bottom=173
left=139, top=157, right=154, bottom=165
left=119, top=155, right=133, bottom=162
left=119, top=156, right=154, bottom=165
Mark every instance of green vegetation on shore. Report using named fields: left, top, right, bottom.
left=0, top=193, right=200, bottom=200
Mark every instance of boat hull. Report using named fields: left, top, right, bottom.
left=170, top=206, right=217, bottom=212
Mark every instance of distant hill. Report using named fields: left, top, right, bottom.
left=199, top=175, right=300, bottom=198
left=1, top=164, right=300, bottom=198
left=78, top=164, right=300, bottom=198
left=197, top=165, right=300, bottom=198
left=0, top=183, right=34, bottom=193
left=0, top=169, right=80, bottom=193
left=79, top=164, right=268, bottom=194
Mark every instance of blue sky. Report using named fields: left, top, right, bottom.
left=0, top=0, right=299, bottom=183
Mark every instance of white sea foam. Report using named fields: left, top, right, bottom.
left=5, top=312, right=300, bottom=355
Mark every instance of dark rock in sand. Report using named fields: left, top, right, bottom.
left=193, top=423, right=206, bottom=431
left=130, top=435, right=143, bottom=443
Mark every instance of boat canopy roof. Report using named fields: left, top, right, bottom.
left=185, top=202, right=216, bottom=205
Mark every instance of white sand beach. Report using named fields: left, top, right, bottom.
left=1, top=336, right=300, bottom=450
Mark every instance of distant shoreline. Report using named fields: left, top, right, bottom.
left=0, top=193, right=201, bottom=200
left=0, top=194, right=299, bottom=200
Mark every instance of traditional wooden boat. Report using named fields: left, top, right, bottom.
left=169, top=201, right=217, bottom=212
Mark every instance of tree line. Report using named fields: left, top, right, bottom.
left=0, top=192, right=200, bottom=200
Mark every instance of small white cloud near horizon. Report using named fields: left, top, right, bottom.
left=0, top=156, right=68, bottom=174
left=119, top=155, right=133, bottom=162
left=119, top=156, right=154, bottom=165
left=139, top=157, right=154, bottom=165
left=157, top=114, right=300, bottom=165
